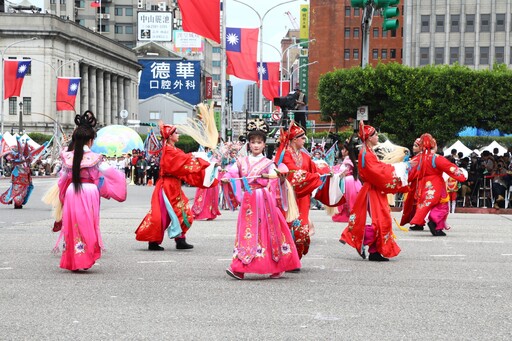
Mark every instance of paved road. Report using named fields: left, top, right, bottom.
left=1, top=178, right=511, bottom=340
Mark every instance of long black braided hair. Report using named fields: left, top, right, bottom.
left=71, top=110, right=97, bottom=192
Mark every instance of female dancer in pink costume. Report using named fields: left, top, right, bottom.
left=55, top=111, right=127, bottom=271
left=223, top=127, right=301, bottom=280
left=191, top=149, right=221, bottom=220
left=332, top=139, right=362, bottom=222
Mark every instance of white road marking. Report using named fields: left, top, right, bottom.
left=217, top=258, right=232, bottom=261
left=0, top=267, right=13, bottom=270
left=466, top=240, right=504, bottom=243
left=137, top=260, right=176, bottom=264
left=502, top=254, right=512, bottom=256
left=430, top=254, right=466, bottom=257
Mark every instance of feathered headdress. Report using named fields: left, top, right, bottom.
left=176, top=103, right=218, bottom=149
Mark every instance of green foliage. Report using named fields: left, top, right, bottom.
left=176, top=135, right=199, bottom=153
left=28, top=132, right=52, bottom=144
left=318, top=63, right=512, bottom=147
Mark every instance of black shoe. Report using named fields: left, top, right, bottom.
left=175, top=238, right=194, bottom=249
left=148, top=242, right=164, bottom=251
left=428, top=221, right=437, bottom=236
left=369, top=252, right=389, bottom=262
left=14, top=205, right=23, bottom=209
left=409, top=224, right=424, bottom=231
left=434, top=230, right=446, bottom=237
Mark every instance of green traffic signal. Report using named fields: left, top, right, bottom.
left=381, top=0, right=400, bottom=31
left=373, top=0, right=390, bottom=9
left=350, top=0, right=367, bottom=8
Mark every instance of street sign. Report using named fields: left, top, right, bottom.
left=120, top=110, right=129, bottom=119
left=357, top=106, right=369, bottom=120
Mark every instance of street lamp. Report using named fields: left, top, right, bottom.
left=18, top=102, right=23, bottom=134
left=232, top=0, right=298, bottom=112
left=0, top=37, right=38, bottom=169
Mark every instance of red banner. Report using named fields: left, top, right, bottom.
left=205, top=77, right=212, bottom=99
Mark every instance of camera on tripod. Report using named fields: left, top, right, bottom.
left=273, top=93, right=297, bottom=111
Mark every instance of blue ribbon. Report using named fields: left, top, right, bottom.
left=242, top=176, right=252, bottom=194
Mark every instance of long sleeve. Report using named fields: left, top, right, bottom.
left=98, top=165, right=127, bottom=202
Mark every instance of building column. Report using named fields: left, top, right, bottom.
left=104, top=72, right=111, bottom=125
left=118, top=76, right=125, bottom=120
left=111, top=75, right=118, bottom=124
left=81, top=64, right=89, bottom=114
left=124, top=78, right=131, bottom=117
left=88, top=66, right=97, bottom=116
left=97, top=69, right=104, bottom=126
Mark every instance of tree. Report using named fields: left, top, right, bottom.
left=317, top=63, right=512, bottom=147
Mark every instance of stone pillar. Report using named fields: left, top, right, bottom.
left=80, top=64, right=89, bottom=114
left=118, top=76, right=125, bottom=120
left=97, top=69, right=104, bottom=126
left=104, top=72, right=112, bottom=125
left=88, top=66, right=97, bottom=116
left=111, top=75, right=118, bottom=124
left=124, top=78, right=131, bottom=116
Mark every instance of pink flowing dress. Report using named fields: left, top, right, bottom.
left=224, top=155, right=301, bottom=275
left=192, top=182, right=221, bottom=220
left=332, top=156, right=362, bottom=222
left=56, top=149, right=127, bottom=271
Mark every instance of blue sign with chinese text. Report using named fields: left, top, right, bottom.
left=139, top=59, right=201, bottom=105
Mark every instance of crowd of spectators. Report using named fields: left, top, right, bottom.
left=448, top=146, right=512, bottom=209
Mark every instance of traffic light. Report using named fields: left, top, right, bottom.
left=373, top=0, right=390, bottom=9
left=382, top=0, right=400, bottom=31
left=140, top=122, right=157, bottom=127
left=350, top=0, right=368, bottom=8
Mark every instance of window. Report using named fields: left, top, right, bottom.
left=344, top=49, right=350, bottom=60
left=480, top=47, right=489, bottom=64
left=60, top=0, right=65, bottom=4
left=115, top=7, right=123, bottom=16
left=435, top=47, right=444, bottom=64
left=382, top=30, right=387, bottom=38
left=125, top=7, right=133, bottom=16
left=353, top=49, right=359, bottom=59
left=345, top=28, right=351, bottom=38
left=495, top=47, right=504, bottom=63
left=480, top=14, right=490, bottom=32
left=345, top=6, right=351, bottom=17
left=465, top=47, right=474, bottom=65
left=390, top=49, right=396, bottom=59
left=372, top=49, right=379, bottom=59
left=149, top=112, right=161, bottom=120
left=373, top=28, right=379, bottom=38
left=496, top=14, right=506, bottom=32
left=436, top=15, right=445, bottom=32
left=115, top=25, right=123, bottom=34
left=22, top=97, right=31, bottom=115
left=450, top=47, right=459, bottom=64
left=212, top=47, right=221, bottom=53
left=354, top=8, right=360, bottom=16
left=466, top=14, right=475, bottom=32
left=381, top=49, right=387, bottom=60
left=353, top=28, right=359, bottom=38
left=125, top=25, right=133, bottom=34
left=420, top=47, right=430, bottom=65
left=212, top=61, right=221, bottom=67
left=391, top=29, right=397, bottom=37
left=421, top=15, right=430, bottom=32
left=9, top=98, right=16, bottom=115
left=451, top=15, right=460, bottom=32
left=50, top=0, right=56, bottom=4
left=213, top=74, right=221, bottom=81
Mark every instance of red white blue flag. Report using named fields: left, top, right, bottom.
left=226, top=27, right=259, bottom=81
left=91, top=0, right=100, bottom=8
left=56, top=77, right=81, bottom=111
left=257, top=62, right=280, bottom=101
left=3, top=60, right=31, bottom=99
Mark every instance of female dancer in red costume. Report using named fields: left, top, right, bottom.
left=340, top=122, right=409, bottom=261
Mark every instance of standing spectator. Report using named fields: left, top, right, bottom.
left=293, top=88, right=308, bottom=131
left=123, top=153, right=131, bottom=178
left=136, top=155, right=148, bottom=185
left=491, top=160, right=508, bottom=209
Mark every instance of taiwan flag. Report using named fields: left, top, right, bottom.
left=178, top=0, right=220, bottom=43
left=257, top=62, right=280, bottom=101
left=56, top=77, right=81, bottom=111
left=91, top=0, right=100, bottom=8
left=3, top=60, right=31, bottom=99
left=226, top=27, right=259, bottom=81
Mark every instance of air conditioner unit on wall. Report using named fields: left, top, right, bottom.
left=97, top=13, right=110, bottom=20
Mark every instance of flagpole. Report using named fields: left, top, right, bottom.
left=232, top=0, right=298, bottom=112
left=220, top=0, right=227, bottom=141
left=99, top=0, right=102, bottom=34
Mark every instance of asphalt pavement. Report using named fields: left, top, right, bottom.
left=1, top=178, right=511, bottom=340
